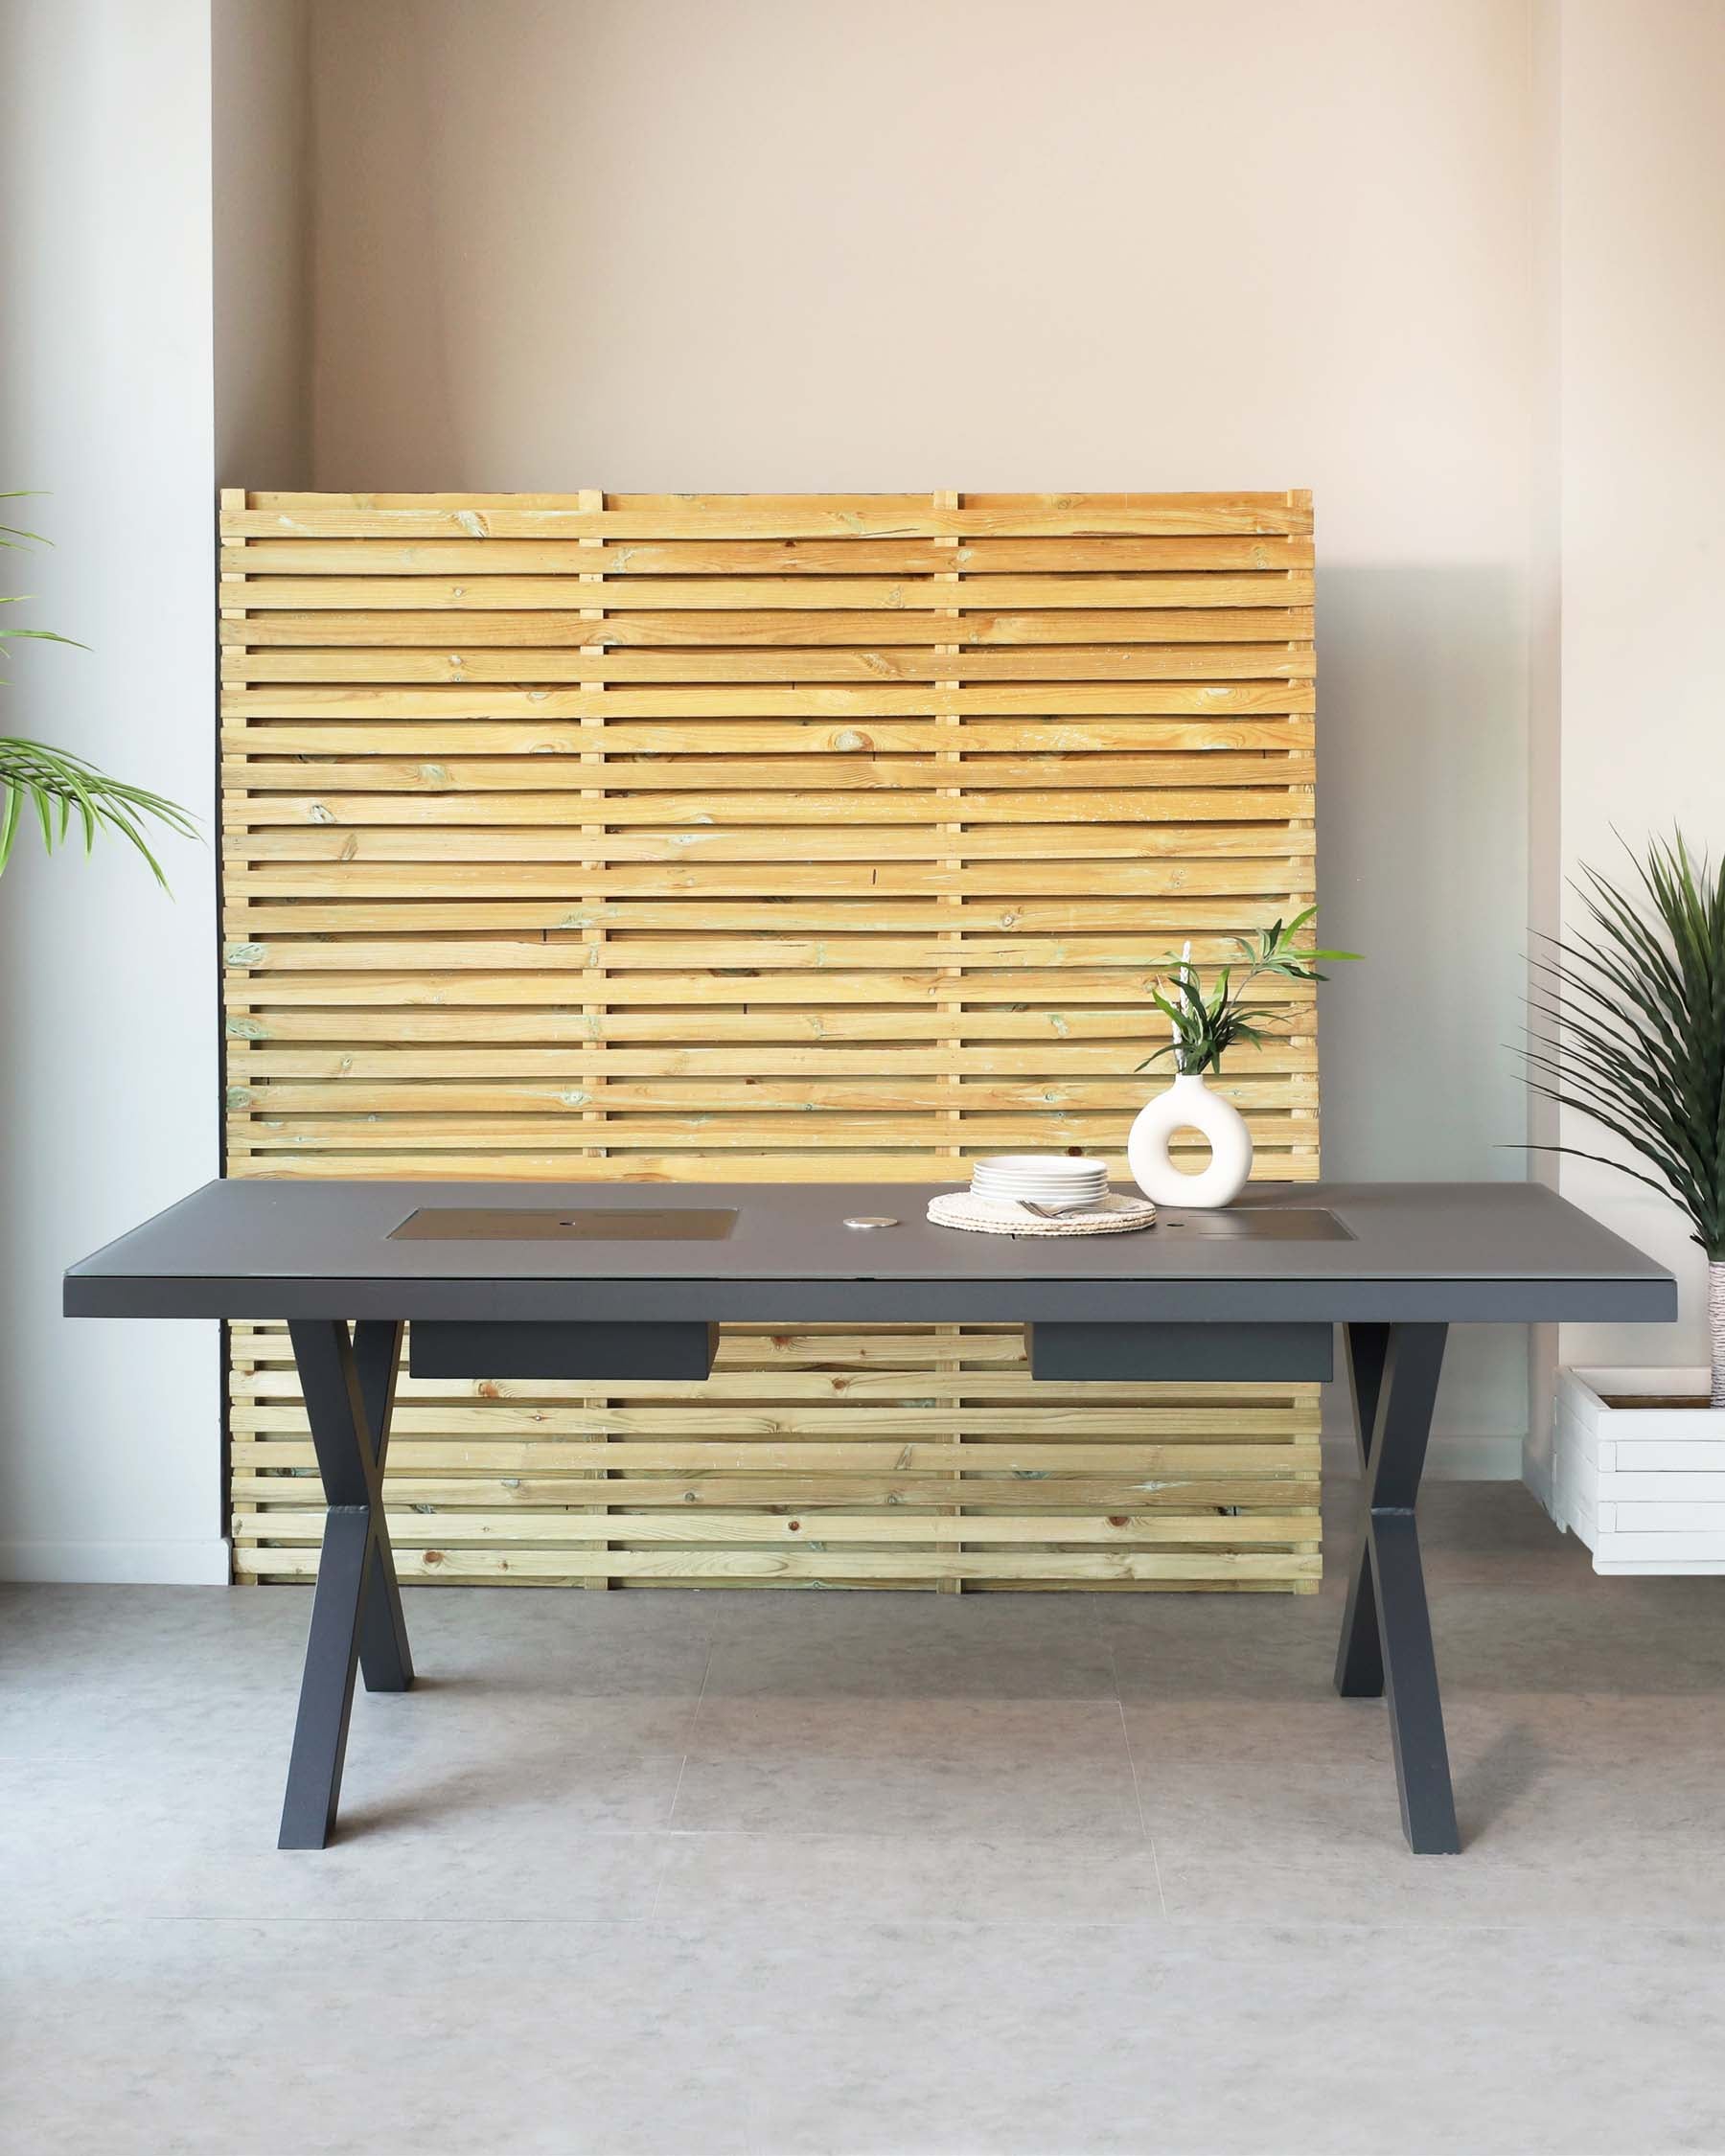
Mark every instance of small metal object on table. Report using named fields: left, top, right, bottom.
left=64, top=1179, right=1675, bottom=1855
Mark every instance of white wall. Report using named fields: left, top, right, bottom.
left=306, top=0, right=1541, bottom=1464
left=1525, top=0, right=1725, bottom=1491
left=0, top=0, right=223, bottom=1580
left=0, top=0, right=314, bottom=1583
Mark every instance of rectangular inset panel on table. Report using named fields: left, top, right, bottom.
left=389, top=1206, right=740, bottom=1242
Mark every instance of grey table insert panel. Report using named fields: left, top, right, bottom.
left=390, top=1206, right=740, bottom=1243
left=1153, top=1206, right=1353, bottom=1241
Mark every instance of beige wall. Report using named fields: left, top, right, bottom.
left=215, top=0, right=312, bottom=488
left=307, top=0, right=1544, bottom=1461
left=1525, top=0, right=1725, bottom=1488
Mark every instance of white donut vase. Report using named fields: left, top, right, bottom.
left=1127, top=1071, right=1254, bottom=1209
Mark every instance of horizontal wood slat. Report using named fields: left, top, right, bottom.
left=221, top=538, right=1314, bottom=575
left=230, top=490, right=1315, bottom=537
left=223, top=647, right=1313, bottom=683
left=220, top=489, right=1321, bottom=1592
left=225, top=609, right=1313, bottom=651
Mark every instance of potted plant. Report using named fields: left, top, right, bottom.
left=1128, top=909, right=1357, bottom=1208
left=1521, top=832, right=1725, bottom=1572
left=1, top=495, right=194, bottom=881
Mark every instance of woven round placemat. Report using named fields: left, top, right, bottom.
left=926, top=1189, right=1158, bottom=1237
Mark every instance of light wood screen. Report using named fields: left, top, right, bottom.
left=220, top=490, right=1321, bottom=1591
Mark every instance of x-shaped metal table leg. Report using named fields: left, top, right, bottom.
left=1333, top=1321, right=1460, bottom=1854
left=278, top=1319, right=412, bottom=1849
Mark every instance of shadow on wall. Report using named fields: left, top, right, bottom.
left=1315, top=561, right=1528, bottom=1180
left=1315, top=561, right=1531, bottom=1456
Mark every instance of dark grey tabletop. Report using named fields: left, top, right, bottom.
left=63, top=1178, right=1677, bottom=1326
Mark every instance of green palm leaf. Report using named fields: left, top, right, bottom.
left=0, top=737, right=197, bottom=886
left=2, top=498, right=196, bottom=886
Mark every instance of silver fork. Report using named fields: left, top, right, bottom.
left=1014, top=1197, right=1108, bottom=1219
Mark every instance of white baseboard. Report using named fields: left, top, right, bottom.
left=1322, top=1434, right=1525, bottom=1481
left=0, top=1539, right=231, bottom=1586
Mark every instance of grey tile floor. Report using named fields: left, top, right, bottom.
left=4, top=1481, right=1725, bottom=2155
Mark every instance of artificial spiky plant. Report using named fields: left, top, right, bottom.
left=1, top=494, right=195, bottom=885
left=1521, top=833, right=1725, bottom=1406
left=1137, top=908, right=1358, bottom=1077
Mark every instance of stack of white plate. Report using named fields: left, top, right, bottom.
left=970, top=1155, right=1110, bottom=1211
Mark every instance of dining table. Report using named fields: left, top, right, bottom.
left=63, top=1176, right=1676, bottom=1854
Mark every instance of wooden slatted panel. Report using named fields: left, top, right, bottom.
left=220, top=490, right=1322, bottom=1591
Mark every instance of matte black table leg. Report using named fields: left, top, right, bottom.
left=1372, top=1508, right=1457, bottom=1853
left=353, top=1320, right=413, bottom=1692
left=357, top=1539, right=413, bottom=1693
left=278, top=1319, right=409, bottom=1849
left=1334, top=1321, right=1459, bottom=1855
left=1334, top=1540, right=1383, bottom=1698
left=1335, top=1323, right=1388, bottom=1697
left=278, top=1505, right=370, bottom=1850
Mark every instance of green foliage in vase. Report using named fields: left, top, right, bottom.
left=1520, top=832, right=1725, bottom=1261
left=0, top=493, right=196, bottom=886
left=1136, top=908, right=1360, bottom=1078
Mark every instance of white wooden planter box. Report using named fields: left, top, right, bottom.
left=1550, top=1367, right=1725, bottom=1574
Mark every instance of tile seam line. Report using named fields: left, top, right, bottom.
left=1112, top=1657, right=1168, bottom=1917
left=23, top=1913, right=1714, bottom=1938
left=657, top=1635, right=715, bottom=1865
